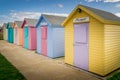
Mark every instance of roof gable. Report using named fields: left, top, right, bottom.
left=2, top=23, right=7, bottom=29
left=14, top=21, right=23, bottom=28
left=43, top=14, right=66, bottom=26
left=36, top=14, right=66, bottom=28
left=21, top=18, right=38, bottom=28
left=7, top=22, right=14, bottom=28
left=62, top=4, right=120, bottom=26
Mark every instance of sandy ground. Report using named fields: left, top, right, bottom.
left=0, top=40, right=102, bottom=80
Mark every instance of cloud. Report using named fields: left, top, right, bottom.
left=85, top=0, right=102, bottom=2
left=86, top=0, right=95, bottom=2
left=104, top=0, right=120, bottom=2
left=115, top=13, right=120, bottom=17
left=85, top=0, right=120, bottom=2
left=43, top=12, right=68, bottom=17
left=57, top=4, right=64, bottom=8
left=0, top=11, right=68, bottom=26
left=10, top=12, right=41, bottom=20
left=115, top=4, right=120, bottom=8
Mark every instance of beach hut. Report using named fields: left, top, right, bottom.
left=21, top=18, right=37, bottom=50
left=13, top=21, right=23, bottom=45
left=62, top=4, right=120, bottom=76
left=36, top=14, right=66, bottom=58
left=7, top=22, right=14, bottom=43
left=2, top=23, right=8, bottom=40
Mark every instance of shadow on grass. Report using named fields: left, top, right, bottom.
left=0, top=53, right=26, bottom=80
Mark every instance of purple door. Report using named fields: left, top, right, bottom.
left=74, top=23, right=88, bottom=70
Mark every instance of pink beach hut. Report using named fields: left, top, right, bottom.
left=21, top=18, right=38, bottom=50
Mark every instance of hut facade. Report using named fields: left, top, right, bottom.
left=21, top=18, right=37, bottom=50
left=36, top=14, right=66, bottom=58
left=62, top=4, right=120, bottom=76
left=13, top=21, right=23, bottom=45
left=2, top=23, right=8, bottom=40
left=7, top=22, right=14, bottom=43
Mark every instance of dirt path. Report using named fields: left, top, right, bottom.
left=0, top=40, right=102, bottom=80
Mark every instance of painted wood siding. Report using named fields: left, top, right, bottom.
left=36, top=27, right=41, bottom=53
left=17, top=28, right=23, bottom=45
left=104, top=25, right=120, bottom=75
left=13, top=28, right=16, bottom=44
left=88, top=16, right=104, bottom=76
left=6, top=29, right=8, bottom=40
left=24, top=27, right=29, bottom=49
left=3, top=28, right=7, bottom=40
left=47, top=26, right=53, bottom=58
left=52, top=28, right=64, bottom=58
left=22, top=28, right=24, bottom=46
left=14, top=28, right=17, bottom=44
left=64, top=20, right=74, bottom=65
left=64, top=10, right=104, bottom=75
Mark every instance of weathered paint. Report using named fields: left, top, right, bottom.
left=74, top=23, right=88, bottom=70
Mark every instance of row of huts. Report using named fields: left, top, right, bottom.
left=2, top=4, right=120, bottom=76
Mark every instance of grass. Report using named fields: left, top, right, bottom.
left=0, top=53, right=26, bottom=80
left=107, top=72, right=120, bottom=80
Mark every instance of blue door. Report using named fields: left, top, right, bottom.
left=24, top=27, right=29, bottom=49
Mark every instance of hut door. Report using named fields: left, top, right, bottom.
left=15, top=28, right=17, bottom=44
left=41, top=27, right=47, bottom=56
left=74, top=23, right=88, bottom=70
left=24, top=27, right=29, bottom=48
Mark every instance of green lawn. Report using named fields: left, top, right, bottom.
left=0, top=53, right=26, bottom=80
left=107, top=72, right=120, bottom=80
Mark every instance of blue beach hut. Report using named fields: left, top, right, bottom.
left=36, top=14, right=66, bottom=58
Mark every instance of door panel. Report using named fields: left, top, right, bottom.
left=41, top=27, right=47, bottom=39
left=41, top=27, right=47, bottom=56
left=24, top=27, right=29, bottom=48
left=41, top=39, right=47, bottom=56
left=74, top=23, right=88, bottom=70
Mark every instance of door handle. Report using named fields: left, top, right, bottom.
left=73, top=43, right=79, bottom=46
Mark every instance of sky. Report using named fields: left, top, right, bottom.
left=0, top=0, right=120, bottom=26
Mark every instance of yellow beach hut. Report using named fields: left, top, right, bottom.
left=13, top=21, right=23, bottom=45
left=62, top=4, right=120, bottom=76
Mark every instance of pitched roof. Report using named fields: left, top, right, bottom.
left=2, top=23, right=7, bottom=28
left=80, top=5, right=120, bottom=22
left=25, top=18, right=38, bottom=27
left=42, top=14, right=66, bottom=25
left=7, top=22, right=14, bottom=28
left=62, top=4, right=120, bottom=26
left=15, top=21, right=23, bottom=27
